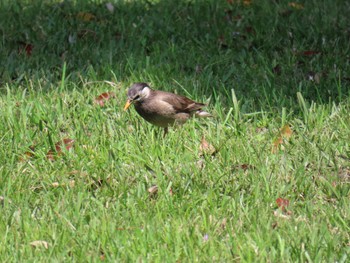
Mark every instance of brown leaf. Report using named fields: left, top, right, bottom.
left=220, top=218, right=227, bottom=230
left=30, top=240, right=49, bottom=249
left=199, top=136, right=216, bottom=156
left=46, top=150, right=55, bottom=161
left=272, top=137, right=283, bottom=153
left=148, top=185, right=158, bottom=195
left=47, top=138, right=75, bottom=161
left=76, top=12, right=95, bottom=22
left=288, top=2, right=304, bottom=10
left=56, top=138, right=75, bottom=152
left=19, top=145, right=36, bottom=162
left=94, top=92, right=116, bottom=107
left=18, top=42, right=33, bottom=56
left=272, top=125, right=293, bottom=153
left=232, top=164, right=255, bottom=171
left=52, top=182, right=60, bottom=187
left=300, top=50, right=321, bottom=56
left=276, top=197, right=290, bottom=211
left=273, top=64, right=282, bottom=75
left=280, top=125, right=293, bottom=139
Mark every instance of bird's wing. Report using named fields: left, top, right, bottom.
left=157, top=91, right=205, bottom=113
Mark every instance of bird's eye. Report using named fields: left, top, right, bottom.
left=134, top=95, right=140, bottom=101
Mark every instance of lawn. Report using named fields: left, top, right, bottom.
left=0, top=0, right=349, bottom=261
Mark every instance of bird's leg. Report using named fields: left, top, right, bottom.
left=163, top=127, right=168, bottom=137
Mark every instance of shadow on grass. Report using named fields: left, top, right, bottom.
left=0, top=0, right=349, bottom=109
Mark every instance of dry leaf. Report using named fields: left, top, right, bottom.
left=300, top=50, right=321, bottom=56
left=288, top=2, right=304, bottom=10
left=52, top=182, right=60, bottom=187
left=30, top=240, right=49, bottom=249
left=47, top=138, right=75, bottom=161
left=76, top=12, right=95, bottom=22
left=18, top=42, right=33, bottom=56
left=272, top=125, right=293, bottom=153
left=280, top=125, right=293, bottom=139
left=148, top=185, right=158, bottom=195
left=220, top=218, right=227, bottom=230
left=69, top=180, right=75, bottom=187
left=94, top=92, right=116, bottom=107
left=199, top=136, right=216, bottom=156
left=19, top=145, right=36, bottom=162
left=276, top=197, right=290, bottom=211
left=232, top=164, right=255, bottom=171
left=243, top=0, right=252, bottom=6
left=56, top=138, right=75, bottom=152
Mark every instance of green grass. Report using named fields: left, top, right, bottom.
left=0, top=0, right=350, bottom=261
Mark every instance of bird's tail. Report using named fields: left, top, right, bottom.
left=195, top=110, right=212, bottom=118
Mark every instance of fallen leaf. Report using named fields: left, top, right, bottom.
left=47, top=138, right=75, bottom=161
left=18, top=42, right=33, bottom=56
left=94, top=92, right=116, bottom=107
left=52, top=182, right=60, bottom=187
left=276, top=197, right=290, bottom=211
left=220, top=218, right=227, bottom=230
left=243, top=0, right=252, bottom=6
left=199, top=136, right=216, bottom=156
left=46, top=150, right=55, bottom=161
left=30, top=240, right=49, bottom=249
left=273, top=64, right=282, bottom=75
left=69, top=180, right=75, bottom=188
left=19, top=145, right=36, bottom=162
left=232, top=164, right=255, bottom=171
left=280, top=125, right=293, bottom=139
left=76, top=12, right=95, bottom=22
left=300, top=50, right=321, bottom=56
left=148, top=185, right=158, bottom=195
left=56, top=138, right=75, bottom=152
left=272, top=125, right=293, bottom=153
left=288, top=2, right=304, bottom=10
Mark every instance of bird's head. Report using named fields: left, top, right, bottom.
left=124, top=83, right=152, bottom=111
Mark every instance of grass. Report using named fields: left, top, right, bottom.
left=0, top=0, right=350, bottom=261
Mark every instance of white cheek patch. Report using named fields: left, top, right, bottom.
left=140, top=87, right=151, bottom=99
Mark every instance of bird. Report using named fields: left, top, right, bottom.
left=124, top=83, right=211, bottom=135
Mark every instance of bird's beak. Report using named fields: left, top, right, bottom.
left=124, top=99, right=132, bottom=111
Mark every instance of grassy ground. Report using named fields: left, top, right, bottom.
left=0, top=0, right=350, bottom=261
